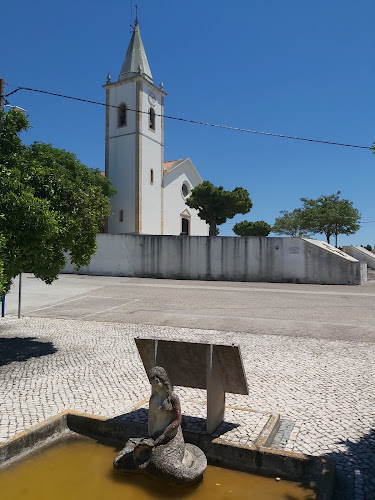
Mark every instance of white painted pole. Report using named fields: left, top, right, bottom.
left=18, top=273, right=22, bottom=318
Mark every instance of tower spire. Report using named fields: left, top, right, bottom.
left=119, top=18, right=153, bottom=83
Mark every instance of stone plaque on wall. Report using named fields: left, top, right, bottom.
left=289, top=247, right=300, bottom=254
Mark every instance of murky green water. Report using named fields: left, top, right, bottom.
left=0, top=437, right=316, bottom=499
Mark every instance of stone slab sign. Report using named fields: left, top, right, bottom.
left=135, top=338, right=249, bottom=434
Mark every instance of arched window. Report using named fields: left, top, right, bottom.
left=149, top=107, right=155, bottom=131
left=118, top=103, right=127, bottom=127
left=150, top=169, right=154, bottom=184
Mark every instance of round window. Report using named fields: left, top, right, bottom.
left=181, top=182, right=190, bottom=198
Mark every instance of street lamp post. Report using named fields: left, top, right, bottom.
left=0, top=78, right=26, bottom=113
left=0, top=78, right=5, bottom=111
left=4, top=104, right=27, bottom=113
left=0, top=81, right=26, bottom=318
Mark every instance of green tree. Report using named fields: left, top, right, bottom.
left=233, top=220, right=271, bottom=237
left=364, top=244, right=373, bottom=252
left=272, top=209, right=308, bottom=237
left=300, top=191, right=360, bottom=247
left=186, top=181, right=252, bottom=236
left=0, top=109, right=116, bottom=293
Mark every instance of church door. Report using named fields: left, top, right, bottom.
left=181, top=218, right=190, bottom=235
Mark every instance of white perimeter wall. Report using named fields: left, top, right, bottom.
left=343, top=246, right=375, bottom=270
left=63, top=235, right=367, bottom=285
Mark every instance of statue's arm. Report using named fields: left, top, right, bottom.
left=154, top=394, right=182, bottom=446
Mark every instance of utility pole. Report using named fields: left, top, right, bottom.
left=0, top=78, right=5, bottom=111
left=18, top=273, right=22, bottom=319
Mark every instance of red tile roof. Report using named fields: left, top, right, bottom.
left=163, top=159, right=183, bottom=171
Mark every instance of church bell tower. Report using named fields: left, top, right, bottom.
left=104, top=21, right=166, bottom=234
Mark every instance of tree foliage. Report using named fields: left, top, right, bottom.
left=0, top=110, right=116, bottom=293
left=300, top=191, right=360, bottom=246
left=186, top=181, right=252, bottom=236
left=272, top=209, right=308, bottom=237
left=233, top=220, right=271, bottom=237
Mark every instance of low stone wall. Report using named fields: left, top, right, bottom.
left=342, top=246, right=375, bottom=270
left=0, top=411, right=335, bottom=499
left=62, top=234, right=366, bottom=285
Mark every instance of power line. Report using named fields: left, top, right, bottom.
left=4, top=85, right=372, bottom=151
left=4, top=88, right=20, bottom=98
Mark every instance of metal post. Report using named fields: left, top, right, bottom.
left=18, top=273, right=22, bottom=319
left=0, top=78, right=4, bottom=112
left=1, top=79, right=5, bottom=317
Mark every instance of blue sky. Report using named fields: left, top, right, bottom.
left=3, top=0, right=374, bottom=245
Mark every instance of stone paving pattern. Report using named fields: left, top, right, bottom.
left=271, top=419, right=295, bottom=449
left=0, top=317, right=374, bottom=499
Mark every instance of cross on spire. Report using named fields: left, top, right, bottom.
left=135, top=3, right=139, bottom=24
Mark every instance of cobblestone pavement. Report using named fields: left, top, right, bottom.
left=0, top=317, right=374, bottom=499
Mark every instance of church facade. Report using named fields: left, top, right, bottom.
left=103, top=22, right=208, bottom=237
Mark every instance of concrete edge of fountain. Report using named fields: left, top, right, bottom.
left=0, top=410, right=335, bottom=500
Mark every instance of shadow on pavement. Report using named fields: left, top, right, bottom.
left=0, top=337, right=57, bottom=366
left=325, top=427, right=375, bottom=499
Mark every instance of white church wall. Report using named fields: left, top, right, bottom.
left=107, top=82, right=139, bottom=234
left=189, top=209, right=210, bottom=236
left=137, top=81, right=163, bottom=234
left=107, top=135, right=136, bottom=234
left=62, top=234, right=366, bottom=285
left=163, top=166, right=209, bottom=236
left=108, top=84, right=137, bottom=137
left=141, top=137, right=162, bottom=234
left=140, top=82, right=163, bottom=144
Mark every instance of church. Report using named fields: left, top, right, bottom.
left=103, top=21, right=209, bottom=237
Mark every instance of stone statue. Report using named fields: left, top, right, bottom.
left=114, top=366, right=207, bottom=485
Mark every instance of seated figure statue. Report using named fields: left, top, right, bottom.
left=113, top=366, right=207, bottom=485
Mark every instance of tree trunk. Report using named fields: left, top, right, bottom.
left=209, top=221, right=216, bottom=237
left=326, top=233, right=330, bottom=244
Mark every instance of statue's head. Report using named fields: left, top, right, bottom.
left=148, top=366, right=173, bottom=396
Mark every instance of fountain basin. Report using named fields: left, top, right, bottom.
left=0, top=410, right=334, bottom=499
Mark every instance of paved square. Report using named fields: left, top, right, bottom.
left=0, top=316, right=374, bottom=499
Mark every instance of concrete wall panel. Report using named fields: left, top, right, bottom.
left=63, top=235, right=366, bottom=285
left=343, top=246, right=375, bottom=270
